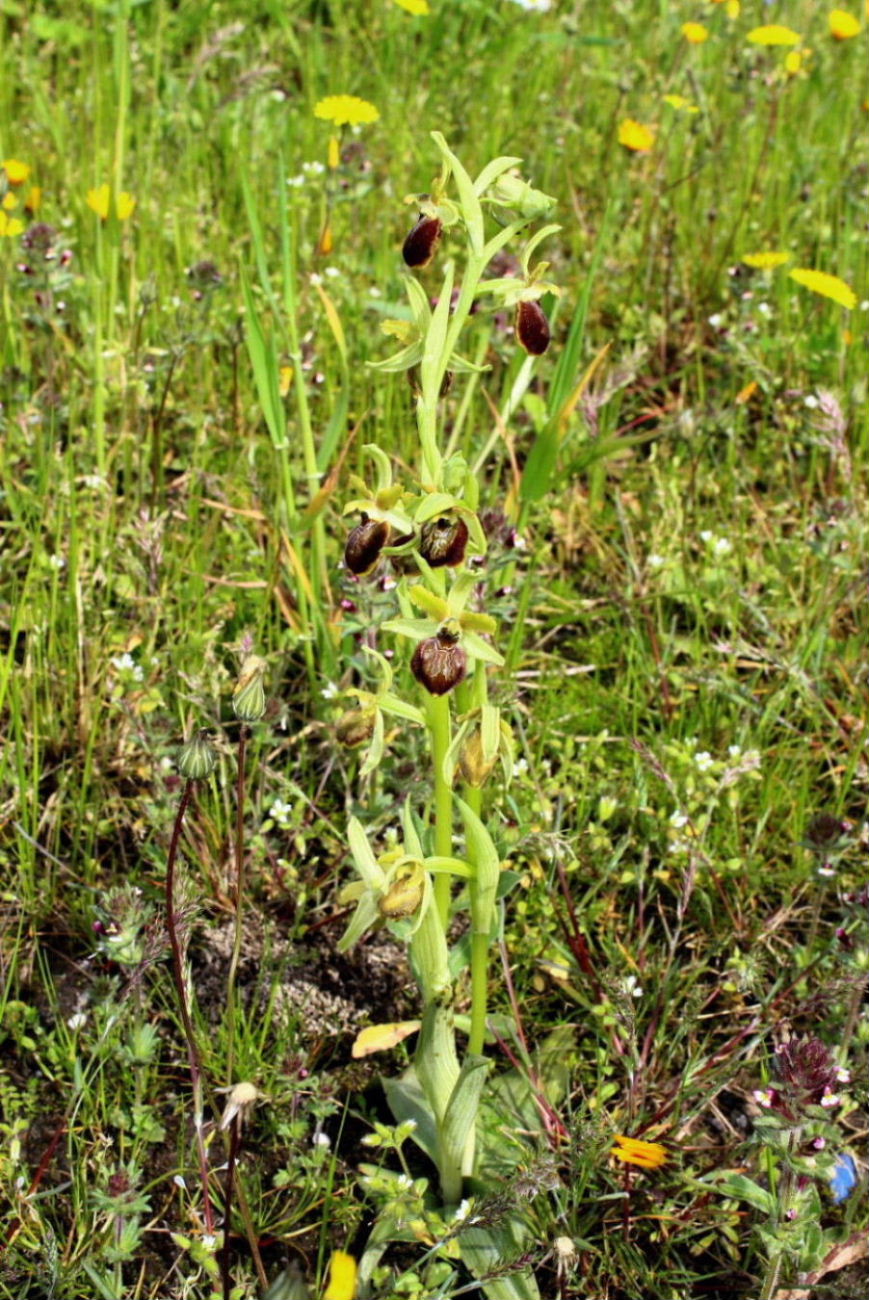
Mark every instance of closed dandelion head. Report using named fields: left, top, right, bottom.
left=829, top=9, right=861, bottom=40
left=618, top=119, right=655, bottom=152
left=177, top=728, right=218, bottom=781
left=232, top=654, right=268, bottom=723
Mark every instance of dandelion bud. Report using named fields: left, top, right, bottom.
left=402, top=214, right=442, bottom=269
left=344, top=514, right=390, bottom=576
left=411, top=623, right=467, bottom=696
left=459, top=730, right=497, bottom=788
left=232, top=654, right=267, bottom=723
left=516, top=299, right=550, bottom=355
left=378, top=863, right=425, bottom=919
left=419, top=516, right=469, bottom=569
left=177, top=729, right=218, bottom=780
left=335, top=707, right=376, bottom=748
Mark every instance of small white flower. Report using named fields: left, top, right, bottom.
left=312, top=1131, right=331, bottom=1148
left=647, top=553, right=666, bottom=569
left=820, top=1090, right=840, bottom=1109
left=324, top=265, right=341, bottom=279
left=287, top=174, right=305, bottom=188
left=67, top=1012, right=87, bottom=1031
left=836, top=1067, right=851, bottom=1084
left=321, top=682, right=340, bottom=700
left=669, top=811, right=689, bottom=829
left=753, top=1088, right=773, bottom=1108
left=699, top=529, right=713, bottom=544
left=817, top=865, right=836, bottom=878
left=303, top=160, right=325, bottom=176
left=173, top=1174, right=187, bottom=1189
left=694, top=751, right=714, bottom=772
left=708, top=312, right=724, bottom=328
left=712, top=537, right=732, bottom=557
left=756, top=301, right=772, bottom=317
left=512, top=757, right=529, bottom=777
left=804, top=394, right=819, bottom=409
left=269, top=799, right=293, bottom=827
left=48, top=553, right=66, bottom=570
left=727, top=744, right=742, bottom=758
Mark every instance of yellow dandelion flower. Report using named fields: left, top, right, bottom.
left=393, top=0, right=430, bottom=13
left=726, top=1, right=740, bottom=17
left=2, top=158, right=31, bottom=185
left=663, top=94, right=699, bottom=113
left=324, top=1250, right=358, bottom=1300
left=618, top=119, right=655, bottom=152
left=747, top=24, right=802, bottom=46
left=611, top=1135, right=668, bottom=1169
left=314, top=95, right=379, bottom=127
left=741, top=251, right=791, bottom=269
left=2, top=192, right=18, bottom=211
left=0, top=211, right=24, bottom=238
left=86, top=184, right=136, bottom=221
left=25, top=186, right=42, bottom=214
left=789, top=268, right=857, bottom=309
left=829, top=9, right=861, bottom=39
left=682, top=22, right=709, bottom=44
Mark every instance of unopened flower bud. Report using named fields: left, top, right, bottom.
left=419, top=516, right=469, bottom=569
left=232, top=655, right=267, bottom=723
left=516, top=299, right=550, bottom=355
left=402, top=214, right=442, bottom=269
left=459, top=730, right=497, bottom=788
left=411, top=623, right=467, bottom=696
left=177, top=729, right=218, bottom=780
left=335, top=707, right=377, bottom=748
left=344, top=514, right=390, bottom=576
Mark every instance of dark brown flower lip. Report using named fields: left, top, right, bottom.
left=516, top=299, right=551, bottom=355
left=419, top=516, right=469, bottom=569
left=344, top=515, right=391, bottom=576
left=411, top=633, right=467, bottom=695
left=402, top=214, right=443, bottom=269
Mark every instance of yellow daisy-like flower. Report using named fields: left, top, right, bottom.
left=747, top=24, right=802, bottom=46
left=0, top=210, right=24, bottom=237
left=663, top=93, right=699, bottom=113
left=86, top=183, right=137, bottom=221
left=611, top=1135, right=668, bottom=1169
left=314, top=95, right=379, bottom=126
left=393, top=0, right=430, bottom=13
left=2, top=192, right=17, bottom=211
left=682, top=22, right=709, bottom=43
left=829, top=9, right=861, bottom=39
left=324, top=1250, right=358, bottom=1300
left=2, top=158, right=31, bottom=185
left=618, top=119, right=655, bottom=152
left=726, top=1, right=740, bottom=16
left=741, top=251, right=791, bottom=269
left=789, top=268, right=857, bottom=309
left=25, top=186, right=42, bottom=213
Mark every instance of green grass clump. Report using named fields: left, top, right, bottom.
left=1, top=1, right=866, bottom=1297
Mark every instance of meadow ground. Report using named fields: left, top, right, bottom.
left=0, top=2, right=867, bottom=1298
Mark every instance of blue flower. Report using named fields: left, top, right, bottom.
left=830, top=1153, right=858, bottom=1204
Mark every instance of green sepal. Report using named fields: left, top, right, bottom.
left=462, top=629, right=504, bottom=665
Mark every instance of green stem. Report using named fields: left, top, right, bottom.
left=165, top=779, right=215, bottom=1235
left=427, top=694, right=454, bottom=928
left=466, top=777, right=488, bottom=1058
left=225, top=726, right=248, bottom=1082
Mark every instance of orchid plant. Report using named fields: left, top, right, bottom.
left=336, top=132, right=558, bottom=1294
